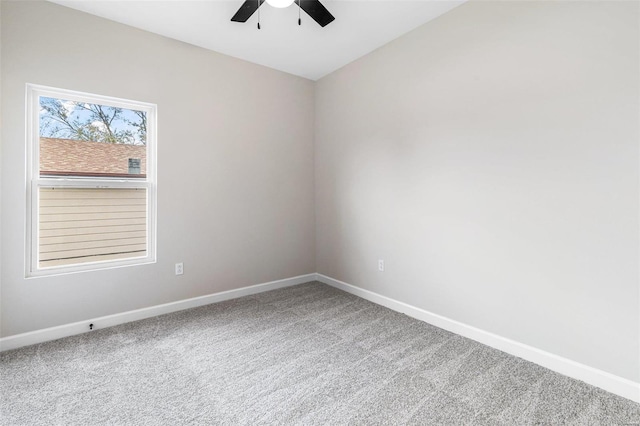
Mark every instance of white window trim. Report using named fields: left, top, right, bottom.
left=25, top=84, right=157, bottom=277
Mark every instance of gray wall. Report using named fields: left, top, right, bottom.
left=315, top=1, right=639, bottom=382
left=0, top=1, right=316, bottom=336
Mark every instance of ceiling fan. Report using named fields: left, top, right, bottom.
left=231, top=0, right=335, bottom=28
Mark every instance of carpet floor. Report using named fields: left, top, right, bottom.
left=1, top=281, right=639, bottom=425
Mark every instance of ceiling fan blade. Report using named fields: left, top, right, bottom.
left=295, top=0, right=335, bottom=27
left=231, top=0, right=265, bottom=22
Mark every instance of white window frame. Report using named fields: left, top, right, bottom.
left=26, top=84, right=157, bottom=277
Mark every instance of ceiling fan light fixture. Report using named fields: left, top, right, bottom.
left=265, top=0, right=295, bottom=8
left=231, top=0, right=334, bottom=27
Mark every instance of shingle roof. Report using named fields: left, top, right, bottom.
left=40, top=137, right=146, bottom=177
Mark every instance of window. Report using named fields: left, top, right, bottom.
left=26, top=85, right=157, bottom=276
left=128, top=158, right=141, bottom=175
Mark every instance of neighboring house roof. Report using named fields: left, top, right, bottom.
left=40, top=137, right=146, bottom=177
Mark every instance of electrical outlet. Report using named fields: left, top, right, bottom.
left=378, top=259, right=384, bottom=272
left=175, top=262, right=184, bottom=275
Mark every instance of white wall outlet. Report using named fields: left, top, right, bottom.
left=378, top=259, right=384, bottom=272
left=175, top=262, right=184, bottom=275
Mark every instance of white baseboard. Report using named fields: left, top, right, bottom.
left=0, top=273, right=316, bottom=352
left=316, top=273, right=640, bottom=404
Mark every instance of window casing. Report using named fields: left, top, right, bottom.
left=26, top=84, right=157, bottom=277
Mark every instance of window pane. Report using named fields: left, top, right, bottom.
left=39, top=97, right=147, bottom=178
left=38, top=187, right=147, bottom=268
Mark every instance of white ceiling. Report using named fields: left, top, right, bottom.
left=50, top=0, right=465, bottom=80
